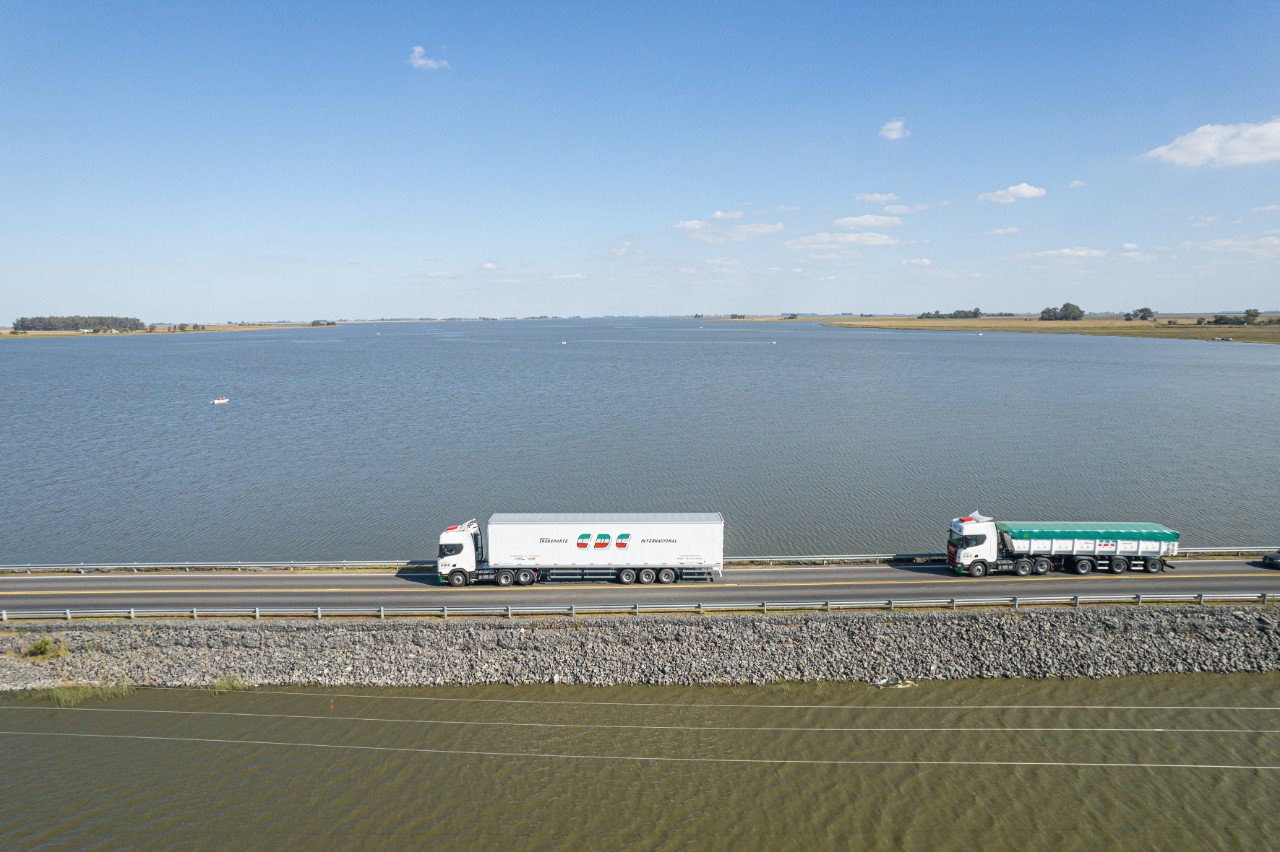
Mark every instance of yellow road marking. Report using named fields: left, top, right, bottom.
left=0, top=572, right=1268, bottom=596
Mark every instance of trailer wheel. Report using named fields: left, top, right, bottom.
left=1013, top=559, right=1033, bottom=577
left=968, top=561, right=988, bottom=578
left=1109, top=556, right=1129, bottom=575
left=618, top=568, right=637, bottom=585
left=1032, top=557, right=1052, bottom=575
left=448, top=571, right=468, bottom=587
left=515, top=568, right=536, bottom=586
left=1073, top=557, right=1094, bottom=575
left=657, top=568, right=677, bottom=584
left=496, top=569, right=515, bottom=587
left=1145, top=558, right=1164, bottom=573
left=638, top=568, right=657, bottom=585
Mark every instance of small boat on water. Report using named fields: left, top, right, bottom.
left=211, top=396, right=229, bottom=405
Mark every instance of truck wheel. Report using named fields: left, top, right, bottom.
left=1145, top=558, right=1164, bottom=573
left=448, top=571, right=468, bottom=587
left=968, top=561, right=988, bottom=578
left=657, top=568, right=677, bottom=584
left=1109, top=557, right=1129, bottom=575
left=496, top=569, right=515, bottom=587
left=1073, top=558, right=1093, bottom=575
left=1013, top=559, right=1033, bottom=577
left=638, top=568, right=657, bottom=584
left=618, top=568, right=636, bottom=585
left=515, top=568, right=536, bottom=586
left=1032, top=558, right=1052, bottom=576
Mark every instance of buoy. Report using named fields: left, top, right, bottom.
left=561, top=341, right=567, bottom=345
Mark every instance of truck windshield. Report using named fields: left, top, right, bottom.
left=438, top=543, right=463, bottom=558
left=948, top=532, right=985, bottom=548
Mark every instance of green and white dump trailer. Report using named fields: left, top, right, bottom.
left=947, top=512, right=1179, bottom=577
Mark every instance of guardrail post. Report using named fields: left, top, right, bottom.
left=570, top=605, right=576, bottom=618
left=1073, top=596, right=1080, bottom=608
left=1198, top=593, right=1205, bottom=606
left=129, top=608, right=135, bottom=620
left=1264, top=593, right=1270, bottom=605
left=825, top=601, right=831, bottom=614
left=507, top=605, right=513, bottom=619
left=1013, top=597, right=1019, bottom=609
left=192, top=608, right=198, bottom=620
left=316, top=607, right=322, bottom=620
left=761, top=602, right=767, bottom=614
left=634, top=604, right=640, bottom=617
left=65, top=609, right=72, bottom=621
left=950, top=599, right=956, bottom=609
left=699, top=602, right=704, bottom=616
left=379, top=606, right=385, bottom=620
left=1136, top=594, right=1143, bottom=607
left=254, top=607, right=260, bottom=620
left=442, top=607, right=447, bottom=620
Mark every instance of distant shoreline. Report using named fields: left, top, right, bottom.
left=2, top=323, right=318, bottom=341
left=728, top=314, right=1280, bottom=345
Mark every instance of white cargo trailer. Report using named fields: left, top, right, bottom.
left=437, top=513, right=724, bottom=587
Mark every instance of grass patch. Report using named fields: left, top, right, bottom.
left=209, top=675, right=256, bottom=694
left=22, top=636, right=68, bottom=660
left=41, top=683, right=134, bottom=707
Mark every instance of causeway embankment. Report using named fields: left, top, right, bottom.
left=3, top=605, right=1278, bottom=691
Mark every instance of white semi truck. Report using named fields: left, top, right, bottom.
left=948, top=512, right=1179, bottom=577
left=436, top=513, right=724, bottom=587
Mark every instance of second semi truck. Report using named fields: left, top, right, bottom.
left=437, top=513, right=724, bottom=587
left=948, top=512, right=1179, bottom=576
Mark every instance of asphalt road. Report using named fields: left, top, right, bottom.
left=1, top=560, right=1277, bottom=613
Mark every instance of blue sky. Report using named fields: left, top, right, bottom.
left=3, top=1, right=1279, bottom=320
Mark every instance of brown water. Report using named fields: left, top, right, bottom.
left=2, top=674, right=1278, bottom=849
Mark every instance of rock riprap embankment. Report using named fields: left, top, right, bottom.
left=2, top=606, right=1277, bottom=689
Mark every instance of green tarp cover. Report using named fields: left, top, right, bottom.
left=995, top=522, right=1179, bottom=542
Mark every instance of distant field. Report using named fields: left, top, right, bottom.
left=735, top=315, right=1280, bottom=344
left=3, top=323, right=303, bottom=340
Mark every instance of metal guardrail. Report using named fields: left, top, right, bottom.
left=1, top=592, right=1274, bottom=622
left=0, top=547, right=1273, bottom=573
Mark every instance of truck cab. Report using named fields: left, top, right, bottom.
left=947, top=513, right=999, bottom=572
left=438, top=520, right=483, bottom=585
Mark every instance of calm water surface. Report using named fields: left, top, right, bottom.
left=1, top=673, right=1277, bottom=849
left=2, top=319, right=1277, bottom=562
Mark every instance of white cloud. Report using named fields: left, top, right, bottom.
left=674, top=220, right=784, bottom=243
left=783, top=232, right=899, bottom=257
left=1145, top=118, right=1280, bottom=167
left=978, top=182, right=1047, bottom=204
left=704, top=257, right=741, bottom=266
left=1016, top=247, right=1105, bottom=259
left=857, top=192, right=897, bottom=202
left=1198, top=235, right=1280, bottom=257
left=408, top=46, right=449, bottom=70
left=1119, top=251, right=1156, bottom=262
left=1254, top=204, right=1280, bottom=212
left=549, top=272, right=586, bottom=280
left=479, top=261, right=498, bottom=270
left=1068, top=179, right=1085, bottom=189
left=902, top=258, right=933, bottom=267
left=673, top=219, right=709, bottom=232
left=985, top=227, right=1020, bottom=236
left=834, top=214, right=902, bottom=229
left=710, top=210, right=743, bottom=220
left=883, top=204, right=913, bottom=215
left=776, top=204, right=798, bottom=212
left=1122, top=242, right=1139, bottom=250
left=879, top=118, right=910, bottom=140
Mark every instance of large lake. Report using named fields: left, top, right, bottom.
left=2, top=319, right=1276, bottom=563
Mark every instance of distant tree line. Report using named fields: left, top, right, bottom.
left=309, top=320, right=338, bottom=326
left=916, top=308, right=1015, bottom=319
left=14, top=315, right=144, bottom=332
left=1198, top=309, right=1267, bottom=326
left=1039, top=303, right=1085, bottom=321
